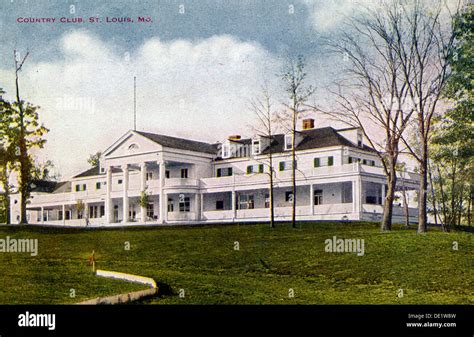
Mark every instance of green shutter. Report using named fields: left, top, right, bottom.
left=348, top=157, right=352, bottom=164
left=314, top=158, right=320, bottom=167
left=216, top=168, right=222, bottom=177
left=228, top=168, right=233, bottom=176
left=247, top=165, right=252, bottom=174
left=328, top=156, right=334, bottom=166
left=279, top=162, right=285, bottom=171
left=259, top=164, right=264, bottom=173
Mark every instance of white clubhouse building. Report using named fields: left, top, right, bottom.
left=10, top=119, right=420, bottom=226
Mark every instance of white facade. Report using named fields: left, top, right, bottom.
left=9, top=125, right=420, bottom=226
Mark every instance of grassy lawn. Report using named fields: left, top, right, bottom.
left=0, top=222, right=472, bottom=304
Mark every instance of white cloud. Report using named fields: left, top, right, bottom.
left=0, top=31, right=281, bottom=179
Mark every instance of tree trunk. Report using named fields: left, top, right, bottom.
left=417, top=142, right=428, bottom=233
left=381, top=161, right=396, bottom=232
left=269, top=161, right=275, bottom=228
left=437, top=166, right=449, bottom=232
left=291, top=110, right=297, bottom=229
left=402, top=187, right=409, bottom=228
left=15, top=61, right=29, bottom=225
left=450, top=156, right=457, bottom=228
left=428, top=161, right=439, bottom=227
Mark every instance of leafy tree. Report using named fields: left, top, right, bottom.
left=87, top=151, right=102, bottom=167
left=429, top=4, right=474, bottom=229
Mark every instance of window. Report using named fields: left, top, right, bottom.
left=314, top=156, right=334, bottom=167
left=314, top=158, right=320, bottom=168
left=96, top=182, right=101, bottom=189
left=284, top=134, right=293, bottom=150
left=75, top=184, right=87, bottom=192
left=118, top=179, right=123, bottom=185
left=146, top=172, right=153, bottom=181
left=238, top=194, right=254, bottom=210
left=265, top=194, right=270, bottom=208
left=285, top=191, right=294, bottom=203
left=279, top=161, right=296, bottom=171
left=328, top=156, right=334, bottom=166
left=222, top=143, right=230, bottom=158
left=314, top=190, right=323, bottom=205
left=342, top=182, right=353, bottom=203
left=167, top=198, right=174, bottom=212
left=147, top=203, right=154, bottom=218
left=181, top=168, right=188, bottom=179
left=216, top=200, right=224, bottom=210
left=357, top=133, right=363, bottom=147
left=252, top=139, right=261, bottom=155
left=216, top=167, right=233, bottom=177
left=58, top=210, right=63, bottom=221
left=246, top=164, right=264, bottom=174
left=128, top=143, right=139, bottom=151
left=89, top=206, right=100, bottom=218
left=165, top=170, right=170, bottom=179
left=100, top=205, right=105, bottom=217
left=179, top=197, right=191, bottom=212
left=361, top=159, right=375, bottom=166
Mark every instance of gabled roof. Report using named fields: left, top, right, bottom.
left=260, top=127, right=375, bottom=154
left=73, top=166, right=102, bottom=178
left=135, top=131, right=218, bottom=154
left=30, top=180, right=70, bottom=193
left=73, top=166, right=125, bottom=179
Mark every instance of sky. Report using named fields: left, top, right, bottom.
left=0, top=0, right=460, bottom=179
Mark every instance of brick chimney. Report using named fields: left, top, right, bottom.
left=228, top=135, right=241, bottom=141
left=302, top=118, right=315, bottom=130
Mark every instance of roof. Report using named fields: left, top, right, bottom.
left=135, top=131, right=218, bottom=154
left=30, top=180, right=70, bottom=193
left=73, top=166, right=125, bottom=178
left=73, top=165, right=102, bottom=178
left=260, top=127, right=376, bottom=154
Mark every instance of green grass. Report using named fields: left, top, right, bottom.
left=0, top=222, right=472, bottom=304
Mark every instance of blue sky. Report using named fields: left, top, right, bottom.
left=0, top=0, right=431, bottom=178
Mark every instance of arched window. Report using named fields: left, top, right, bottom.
left=128, top=143, right=139, bottom=151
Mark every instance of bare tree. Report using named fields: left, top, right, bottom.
left=279, top=55, right=315, bottom=229
left=393, top=0, right=459, bottom=233
left=314, top=2, right=418, bottom=231
left=249, top=87, right=277, bottom=228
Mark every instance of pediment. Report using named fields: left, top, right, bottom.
left=103, top=131, right=162, bottom=158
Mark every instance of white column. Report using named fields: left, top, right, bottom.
left=200, top=192, right=204, bottom=221
left=140, top=162, right=147, bottom=223
left=106, top=167, right=113, bottom=224
left=62, top=204, right=66, bottom=225
left=41, top=206, right=44, bottom=224
left=231, top=191, right=236, bottom=220
left=194, top=193, right=200, bottom=221
left=159, top=160, right=166, bottom=223
left=310, top=184, right=314, bottom=215
left=122, top=164, right=129, bottom=223
left=354, top=177, right=363, bottom=217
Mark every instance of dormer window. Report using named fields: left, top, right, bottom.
left=284, top=134, right=293, bottom=151
left=357, top=132, right=363, bottom=147
left=222, top=143, right=231, bottom=159
left=252, top=139, right=261, bottom=155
